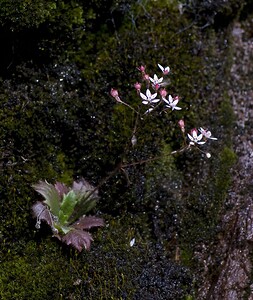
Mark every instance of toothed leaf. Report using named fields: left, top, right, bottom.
left=73, top=178, right=99, bottom=202
left=31, top=201, right=54, bottom=227
left=68, top=179, right=99, bottom=222
left=73, top=178, right=94, bottom=193
left=54, top=182, right=69, bottom=198
left=62, top=229, right=93, bottom=252
left=58, top=190, right=77, bottom=225
left=58, top=210, right=69, bottom=226
left=32, top=181, right=60, bottom=216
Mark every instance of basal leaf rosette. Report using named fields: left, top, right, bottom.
left=32, top=179, right=104, bottom=251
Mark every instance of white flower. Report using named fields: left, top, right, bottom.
left=187, top=128, right=206, bottom=145
left=149, top=74, right=163, bottom=86
left=199, top=127, right=217, bottom=140
left=140, top=89, right=160, bottom=105
left=158, top=64, right=170, bottom=75
left=162, top=95, right=182, bottom=110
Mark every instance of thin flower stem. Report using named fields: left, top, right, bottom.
left=84, top=109, right=142, bottom=201
left=194, top=145, right=209, bottom=156
left=178, top=129, right=187, bottom=147
left=122, top=145, right=191, bottom=168
left=132, top=107, right=140, bottom=135
left=84, top=142, right=191, bottom=202
left=171, top=145, right=190, bottom=155
left=120, top=167, right=131, bottom=185
left=143, top=100, right=163, bottom=116
left=119, top=100, right=139, bottom=114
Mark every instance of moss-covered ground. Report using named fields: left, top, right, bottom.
left=0, top=0, right=251, bottom=299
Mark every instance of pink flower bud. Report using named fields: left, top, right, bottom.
left=110, top=88, right=121, bottom=102
left=110, top=88, right=118, bottom=98
left=134, top=82, right=141, bottom=93
left=178, top=119, right=185, bottom=133
left=159, top=88, right=167, bottom=97
left=137, top=65, right=145, bottom=73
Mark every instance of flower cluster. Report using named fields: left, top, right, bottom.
left=137, top=66, right=218, bottom=155
left=110, top=63, right=182, bottom=115
left=32, top=62, right=218, bottom=253
left=110, top=63, right=218, bottom=156
left=187, top=127, right=217, bottom=146
left=177, top=119, right=217, bottom=157
left=135, top=64, right=182, bottom=114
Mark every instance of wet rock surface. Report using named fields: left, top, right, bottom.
left=197, top=18, right=253, bottom=300
left=1, top=2, right=253, bottom=299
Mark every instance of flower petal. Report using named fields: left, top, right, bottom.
left=158, top=64, right=164, bottom=71
left=197, top=141, right=206, bottom=145
left=149, top=77, right=155, bottom=83
left=151, top=99, right=160, bottom=103
left=187, top=133, right=194, bottom=141
left=142, top=100, right=149, bottom=105
left=146, top=89, right=152, bottom=98
left=140, top=92, right=147, bottom=100
left=150, top=92, right=158, bottom=100
left=168, top=95, right=173, bottom=103
left=162, top=97, right=170, bottom=105
left=197, top=133, right=203, bottom=141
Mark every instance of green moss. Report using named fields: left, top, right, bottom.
left=219, top=93, right=236, bottom=134
left=214, top=147, right=237, bottom=198
left=0, top=213, right=192, bottom=299
left=0, top=0, right=248, bottom=298
left=0, top=0, right=57, bottom=29
left=0, top=251, right=69, bottom=299
left=180, top=0, right=246, bottom=28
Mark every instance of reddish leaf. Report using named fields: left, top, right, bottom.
left=31, top=201, right=54, bottom=227
left=32, top=181, right=60, bottom=216
left=62, top=229, right=94, bottom=252
left=72, top=216, right=104, bottom=230
left=54, top=182, right=69, bottom=198
left=72, top=178, right=99, bottom=200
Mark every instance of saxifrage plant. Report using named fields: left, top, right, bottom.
left=32, top=179, right=104, bottom=251
left=32, top=62, right=218, bottom=252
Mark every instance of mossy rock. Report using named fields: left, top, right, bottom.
left=0, top=0, right=248, bottom=298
